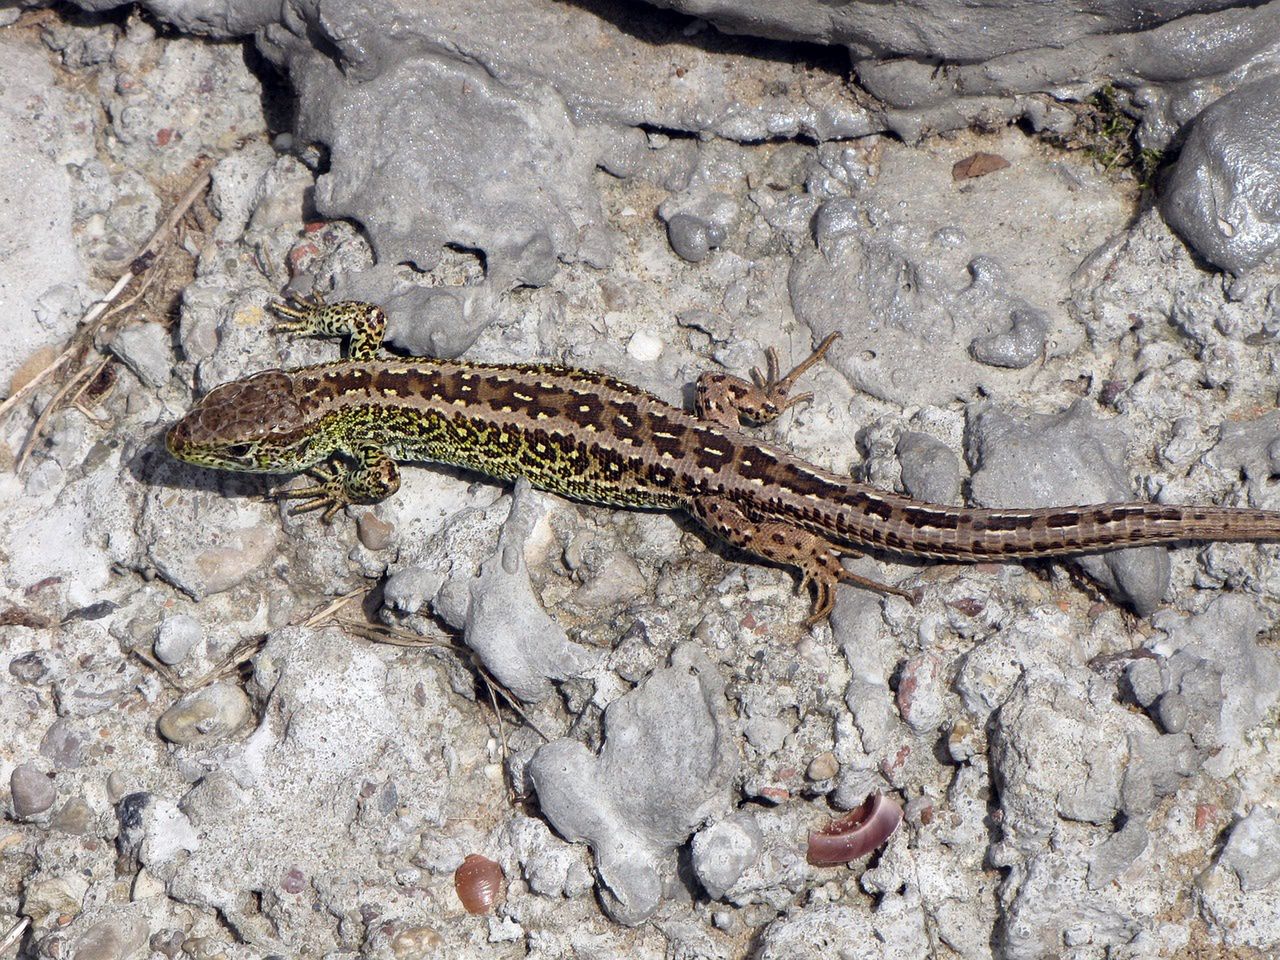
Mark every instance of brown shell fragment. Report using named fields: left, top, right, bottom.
left=806, top=791, right=903, bottom=866
left=951, top=151, right=1011, bottom=180
left=454, top=854, right=503, bottom=914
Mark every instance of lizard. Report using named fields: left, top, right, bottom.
left=166, top=297, right=1280, bottom=623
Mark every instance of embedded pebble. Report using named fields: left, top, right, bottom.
left=68, top=915, right=150, bottom=960
left=356, top=510, right=395, bottom=551
left=156, top=682, right=252, bottom=744
left=625, top=330, right=663, bottom=363
left=1161, top=74, right=1280, bottom=274
left=895, top=652, right=946, bottom=734
left=391, top=926, right=443, bottom=959
left=109, top=321, right=173, bottom=388
left=10, top=762, right=56, bottom=819
left=149, top=930, right=186, bottom=958
left=666, top=213, right=719, bottom=262
left=52, top=796, right=94, bottom=834
left=691, top=811, right=763, bottom=900
left=805, top=751, right=839, bottom=782
left=896, top=431, right=961, bottom=504
left=8, top=650, right=50, bottom=683
left=154, top=614, right=202, bottom=666
left=39, top=719, right=88, bottom=769
left=1216, top=806, right=1280, bottom=892
left=969, top=306, right=1048, bottom=369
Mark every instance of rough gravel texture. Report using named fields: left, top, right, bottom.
left=3, top=3, right=1280, bottom=959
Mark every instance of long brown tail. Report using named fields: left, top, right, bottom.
left=824, top=487, right=1280, bottom=561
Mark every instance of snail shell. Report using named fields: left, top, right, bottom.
left=454, top=854, right=503, bottom=914
left=806, top=791, right=903, bottom=866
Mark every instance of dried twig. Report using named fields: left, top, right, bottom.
left=1, top=163, right=213, bottom=458
left=131, top=633, right=265, bottom=693
left=296, top=588, right=365, bottom=627
left=332, top=615, right=554, bottom=742
left=0, top=916, right=29, bottom=956
left=15, top=352, right=107, bottom=472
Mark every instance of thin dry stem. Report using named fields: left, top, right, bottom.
left=1, top=163, right=212, bottom=462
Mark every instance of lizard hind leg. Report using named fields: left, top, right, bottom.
left=687, top=495, right=915, bottom=625
left=695, top=333, right=841, bottom=428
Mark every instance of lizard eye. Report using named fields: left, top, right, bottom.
left=222, top=442, right=255, bottom=460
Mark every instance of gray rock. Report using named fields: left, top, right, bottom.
left=1161, top=75, right=1280, bottom=275
left=438, top=481, right=597, bottom=703
left=156, top=682, right=252, bottom=745
left=1217, top=807, right=1280, bottom=893
left=337, top=266, right=495, bottom=360
left=10, top=762, right=56, bottom=819
left=659, top=191, right=737, bottom=262
left=691, top=811, right=763, bottom=901
left=1155, top=692, right=1190, bottom=735
left=504, top=815, right=583, bottom=899
left=528, top=644, right=737, bottom=924
left=109, top=321, right=173, bottom=389
left=811, top=197, right=862, bottom=244
left=0, top=38, right=90, bottom=394
left=642, top=0, right=1241, bottom=63
left=665, top=213, right=718, bottom=263
left=1204, top=410, right=1280, bottom=507
left=67, top=913, right=150, bottom=960
left=896, top=431, right=961, bottom=505
left=1124, top=657, right=1163, bottom=708
left=154, top=614, right=202, bottom=666
left=40, top=719, right=89, bottom=769
left=1152, top=596, right=1279, bottom=777
left=1087, top=819, right=1149, bottom=890
left=967, top=400, right=1169, bottom=616
left=755, top=895, right=930, bottom=960
left=287, top=36, right=606, bottom=288
left=969, top=307, right=1048, bottom=369
left=789, top=204, right=1067, bottom=406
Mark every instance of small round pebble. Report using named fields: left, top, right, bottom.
left=149, top=930, right=186, bottom=959
left=391, top=926, right=443, bottom=959
left=626, top=330, right=664, bottom=363
left=10, top=762, right=56, bottom=819
left=357, top=510, right=395, bottom=551
left=154, top=614, right=202, bottom=666
left=806, top=751, right=839, bottom=782
left=68, top=916, right=149, bottom=960
left=1157, top=692, right=1190, bottom=734
left=666, top=213, right=713, bottom=262
left=156, top=682, right=252, bottom=744
left=8, top=651, right=49, bottom=683
left=51, top=796, right=93, bottom=835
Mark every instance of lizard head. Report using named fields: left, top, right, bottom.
left=167, top=369, right=323, bottom=473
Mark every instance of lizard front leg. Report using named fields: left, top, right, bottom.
left=270, top=297, right=389, bottom=361
left=278, top=443, right=401, bottom=524
left=688, top=495, right=916, bottom=625
left=695, top=333, right=840, bottom=429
